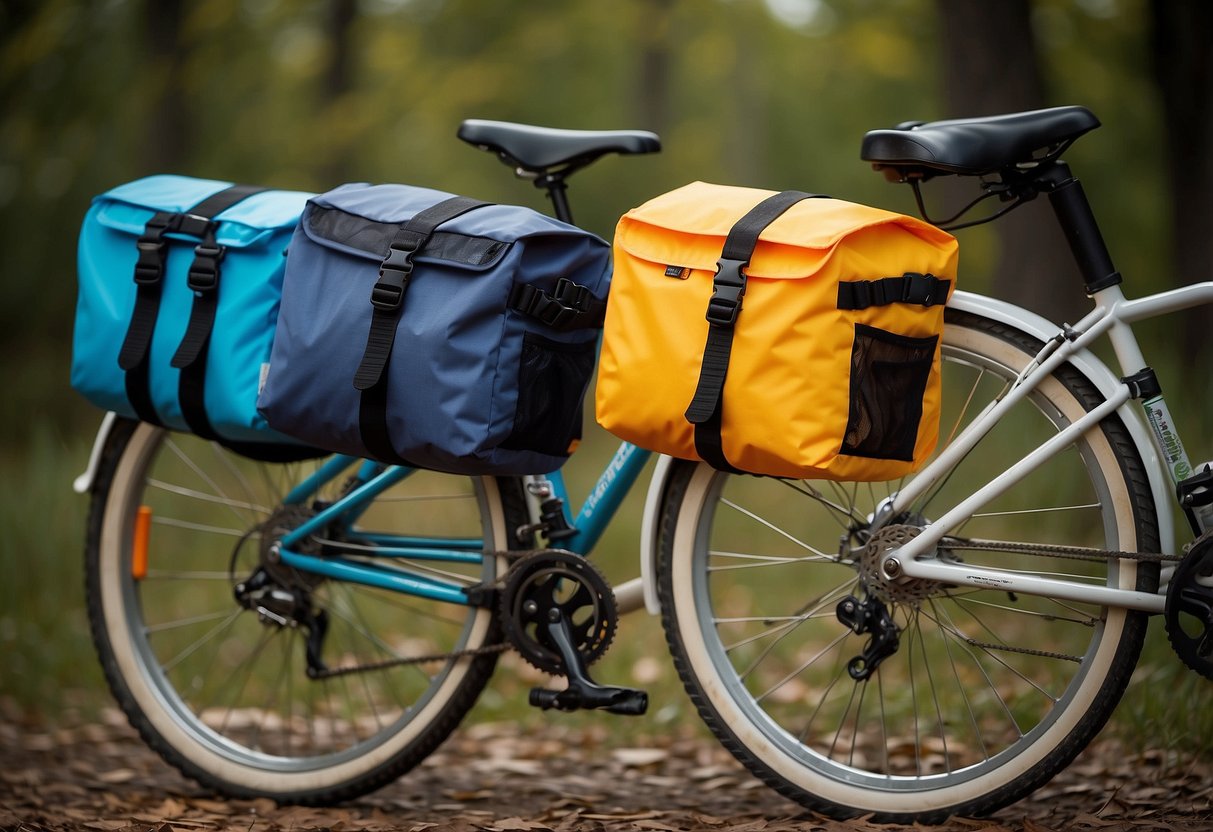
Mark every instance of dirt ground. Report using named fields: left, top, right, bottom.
left=2, top=705, right=1211, bottom=832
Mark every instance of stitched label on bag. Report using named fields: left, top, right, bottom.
left=664, top=265, right=689, bottom=279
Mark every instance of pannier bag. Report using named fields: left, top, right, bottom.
left=72, top=175, right=316, bottom=454
left=257, top=183, right=612, bottom=475
left=596, top=181, right=959, bottom=481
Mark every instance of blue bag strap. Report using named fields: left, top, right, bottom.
left=683, top=190, right=826, bottom=473
left=115, top=184, right=268, bottom=431
left=354, top=196, right=493, bottom=464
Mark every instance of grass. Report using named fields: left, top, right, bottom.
left=0, top=421, right=105, bottom=717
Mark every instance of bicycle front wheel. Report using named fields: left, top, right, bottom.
left=657, top=309, right=1159, bottom=823
left=85, top=419, right=526, bottom=803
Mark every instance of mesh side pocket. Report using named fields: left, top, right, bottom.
left=842, top=324, right=938, bottom=461
left=502, top=332, right=596, bottom=457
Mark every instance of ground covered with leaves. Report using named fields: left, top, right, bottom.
left=2, top=703, right=1211, bottom=832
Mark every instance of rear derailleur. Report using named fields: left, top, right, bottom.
left=233, top=566, right=330, bottom=678
left=836, top=593, right=900, bottom=681
left=500, top=550, right=648, bottom=716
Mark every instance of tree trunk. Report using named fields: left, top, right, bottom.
left=635, top=0, right=674, bottom=137
left=1150, top=0, right=1213, bottom=364
left=934, top=0, right=1088, bottom=325
left=143, top=0, right=189, bottom=171
left=320, top=0, right=358, bottom=183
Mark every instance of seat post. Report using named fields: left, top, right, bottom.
left=535, top=172, right=574, bottom=224
left=1037, top=161, right=1122, bottom=295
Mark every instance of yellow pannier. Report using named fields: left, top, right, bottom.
left=595, top=182, right=959, bottom=481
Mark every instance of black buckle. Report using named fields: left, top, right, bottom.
left=370, top=243, right=418, bottom=312
left=370, top=273, right=408, bottom=311
left=901, top=272, right=937, bottom=307
left=133, top=240, right=166, bottom=284
left=705, top=258, right=748, bottom=325
left=187, top=243, right=225, bottom=293
left=534, top=297, right=576, bottom=328
left=553, top=277, right=591, bottom=312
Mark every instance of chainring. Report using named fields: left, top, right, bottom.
left=499, top=550, right=617, bottom=674
left=1165, top=531, right=1213, bottom=681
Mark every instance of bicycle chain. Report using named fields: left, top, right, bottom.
left=309, top=641, right=511, bottom=680
left=954, top=637, right=1082, bottom=663
left=941, top=537, right=1181, bottom=563
left=934, top=538, right=1178, bottom=662
left=305, top=548, right=598, bottom=681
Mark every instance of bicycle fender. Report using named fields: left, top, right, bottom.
left=74, top=411, right=119, bottom=494
left=639, top=454, right=677, bottom=615
left=949, top=290, right=1176, bottom=557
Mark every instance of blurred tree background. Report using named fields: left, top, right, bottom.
left=1, top=0, right=1211, bottom=743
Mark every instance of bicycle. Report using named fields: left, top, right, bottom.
left=73, top=104, right=1213, bottom=825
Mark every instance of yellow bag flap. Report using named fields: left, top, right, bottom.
left=614, top=181, right=956, bottom=279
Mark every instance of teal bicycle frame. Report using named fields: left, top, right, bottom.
left=272, top=443, right=653, bottom=606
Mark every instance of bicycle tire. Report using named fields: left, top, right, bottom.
left=657, top=309, right=1159, bottom=823
left=85, top=418, right=528, bottom=803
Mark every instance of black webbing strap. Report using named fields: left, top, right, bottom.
left=837, top=272, right=950, bottom=310
left=116, top=185, right=268, bottom=429
left=684, top=190, right=825, bottom=472
left=168, top=185, right=269, bottom=439
left=508, top=278, right=606, bottom=332
left=355, top=196, right=493, bottom=463
left=117, top=210, right=177, bottom=425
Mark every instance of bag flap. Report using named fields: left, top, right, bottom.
left=303, top=183, right=608, bottom=267
left=91, top=175, right=312, bottom=248
left=614, top=181, right=956, bottom=279
left=300, top=202, right=512, bottom=271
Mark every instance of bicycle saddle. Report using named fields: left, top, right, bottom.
left=861, top=105, right=1100, bottom=177
left=458, top=119, right=661, bottom=172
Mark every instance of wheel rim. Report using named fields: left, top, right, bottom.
left=668, top=319, right=1148, bottom=805
left=97, top=425, right=501, bottom=782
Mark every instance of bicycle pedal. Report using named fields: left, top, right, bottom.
left=529, top=683, right=648, bottom=715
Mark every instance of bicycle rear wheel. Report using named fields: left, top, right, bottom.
left=657, top=309, right=1159, bottom=823
left=85, top=419, right=526, bottom=803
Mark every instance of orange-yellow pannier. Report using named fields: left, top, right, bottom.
left=595, top=182, right=959, bottom=481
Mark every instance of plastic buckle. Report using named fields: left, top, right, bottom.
left=187, top=243, right=225, bottom=293
left=535, top=296, right=576, bottom=328
left=902, top=272, right=935, bottom=307
left=706, top=258, right=748, bottom=325
left=371, top=243, right=418, bottom=311
left=133, top=240, right=166, bottom=284
left=381, top=241, right=417, bottom=273
left=370, top=274, right=407, bottom=311
left=553, top=277, right=591, bottom=312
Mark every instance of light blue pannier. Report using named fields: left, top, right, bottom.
left=72, top=175, right=316, bottom=457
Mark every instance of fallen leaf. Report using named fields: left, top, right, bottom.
left=609, top=748, right=669, bottom=767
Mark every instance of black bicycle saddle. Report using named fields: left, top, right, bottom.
left=458, top=119, right=661, bottom=172
left=861, top=106, right=1101, bottom=177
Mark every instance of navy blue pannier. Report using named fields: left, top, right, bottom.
left=257, top=183, right=612, bottom=474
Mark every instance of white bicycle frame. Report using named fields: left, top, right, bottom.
left=879, top=281, right=1213, bottom=614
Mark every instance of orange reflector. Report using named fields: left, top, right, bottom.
left=132, top=505, right=151, bottom=580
